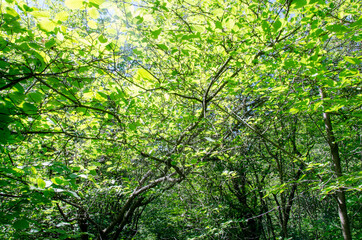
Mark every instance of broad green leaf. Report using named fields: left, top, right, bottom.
left=98, top=35, right=108, bottom=43
left=55, top=11, right=69, bottom=22
left=344, top=56, right=361, bottom=65
left=37, top=178, right=46, bottom=189
left=30, top=167, right=37, bottom=174
left=326, top=105, right=343, bottom=113
left=262, top=21, right=270, bottom=33
left=88, top=20, right=98, bottom=29
left=137, top=68, right=155, bottom=81
left=273, top=20, right=282, bottom=32
left=39, top=20, right=56, bottom=32
left=215, top=21, right=223, bottom=29
left=65, top=0, right=85, bottom=10
left=5, top=7, right=19, bottom=17
left=158, top=44, right=168, bottom=51
left=151, top=28, right=162, bottom=39
left=289, top=108, right=299, bottom=114
left=129, top=123, right=137, bottom=131
left=13, top=219, right=29, bottom=230
left=95, top=92, right=107, bottom=101
left=69, top=173, right=78, bottom=178
left=292, top=0, right=307, bottom=8
left=89, top=0, right=105, bottom=6
left=65, top=190, right=80, bottom=199
left=45, top=38, right=57, bottom=48
left=31, top=11, right=50, bottom=19
left=51, top=177, right=63, bottom=185
left=351, top=18, right=362, bottom=29
left=88, top=166, right=98, bottom=170
left=27, top=92, right=43, bottom=103
left=326, top=24, right=349, bottom=33
left=309, top=0, right=326, bottom=4
left=21, top=102, right=37, bottom=114
left=89, top=8, right=100, bottom=19
left=225, top=18, right=235, bottom=30
left=0, top=127, right=10, bottom=144
left=312, top=101, right=323, bottom=111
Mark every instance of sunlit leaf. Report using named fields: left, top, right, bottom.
left=89, top=0, right=105, bottom=6
left=137, top=68, right=155, bottom=81
left=65, top=0, right=85, bottom=10
left=292, top=0, right=307, bottom=8
left=88, top=20, right=98, bottom=29
left=89, top=8, right=100, bottom=19
left=37, top=178, right=46, bottom=189
left=39, top=20, right=56, bottom=32
left=151, top=28, right=162, bottom=39
left=55, top=11, right=69, bottom=22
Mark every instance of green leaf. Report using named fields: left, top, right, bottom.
left=65, top=0, right=85, bottom=10
left=158, top=44, right=168, bottom=51
left=88, top=20, right=97, bottom=29
left=69, top=173, right=78, bottom=178
left=31, top=11, right=50, bottom=19
left=289, top=108, right=299, bottom=114
left=27, top=92, right=43, bottom=103
left=39, top=20, right=56, bottom=32
left=89, top=0, right=105, bottom=6
left=89, top=8, right=100, bottom=19
left=66, top=190, right=80, bottom=199
left=292, top=0, right=307, bottom=8
left=98, top=35, right=108, bottom=43
left=13, top=219, right=29, bottom=230
left=22, top=102, right=37, bottom=114
left=129, top=123, right=137, bottom=131
left=215, top=21, right=223, bottom=29
left=151, top=28, right=162, bottom=39
left=344, top=56, right=361, bottom=65
left=105, top=43, right=115, bottom=51
left=262, top=21, right=270, bottom=33
left=0, top=127, right=10, bottom=144
left=191, top=159, right=198, bottom=164
left=326, top=105, right=343, bottom=113
left=273, top=20, right=282, bottom=32
left=5, top=7, right=19, bottom=17
left=37, top=178, right=46, bottom=189
left=351, top=18, right=362, bottom=29
left=55, top=11, right=69, bottom=22
left=137, top=68, right=155, bottom=81
left=51, top=177, right=63, bottom=185
left=312, top=101, right=323, bottom=111
left=45, top=38, right=57, bottom=48
left=326, top=24, right=349, bottom=33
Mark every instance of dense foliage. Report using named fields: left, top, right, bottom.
left=0, top=0, right=361, bottom=239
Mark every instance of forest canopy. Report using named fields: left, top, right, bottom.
left=0, top=0, right=361, bottom=239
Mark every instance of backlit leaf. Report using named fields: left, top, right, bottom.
left=37, top=178, right=46, bottom=189
left=89, top=8, right=100, bottom=19
left=55, top=11, right=69, bottom=22
left=65, top=0, right=85, bottom=10
left=39, top=20, right=56, bottom=32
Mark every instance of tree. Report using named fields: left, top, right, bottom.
left=1, top=0, right=361, bottom=239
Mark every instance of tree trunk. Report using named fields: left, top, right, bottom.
left=319, top=88, right=352, bottom=240
left=78, top=209, right=89, bottom=240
